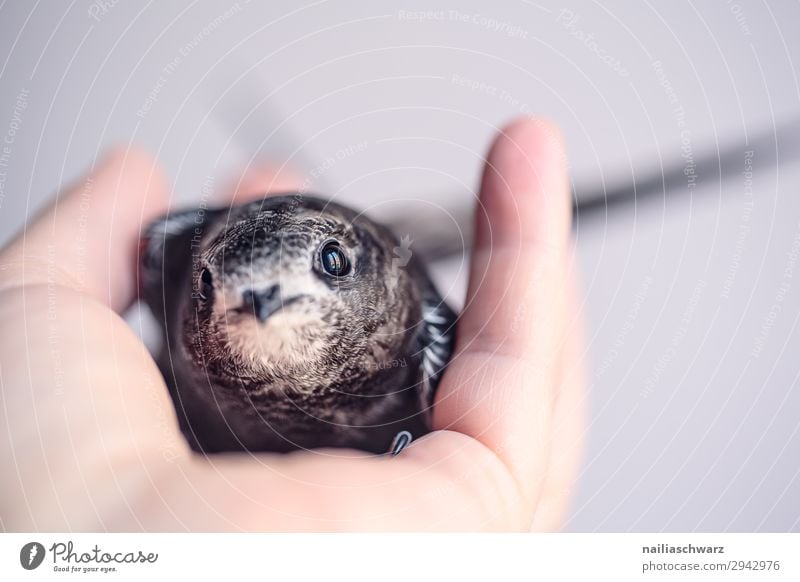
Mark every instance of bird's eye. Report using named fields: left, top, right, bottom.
left=320, top=241, right=351, bottom=277
left=198, top=267, right=213, bottom=301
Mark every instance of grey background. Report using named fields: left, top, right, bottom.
left=0, top=1, right=797, bottom=531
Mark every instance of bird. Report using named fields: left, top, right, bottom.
left=138, top=193, right=457, bottom=455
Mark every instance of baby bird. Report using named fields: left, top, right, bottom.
left=139, top=194, right=457, bottom=455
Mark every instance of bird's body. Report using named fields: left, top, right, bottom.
left=139, top=194, right=456, bottom=454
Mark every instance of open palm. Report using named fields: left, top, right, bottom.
left=0, top=118, right=584, bottom=531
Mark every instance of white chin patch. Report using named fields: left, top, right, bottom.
left=227, top=311, right=327, bottom=368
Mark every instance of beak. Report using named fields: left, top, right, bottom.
left=239, top=285, right=300, bottom=322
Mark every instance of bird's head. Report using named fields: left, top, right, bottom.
left=184, top=195, right=420, bottom=388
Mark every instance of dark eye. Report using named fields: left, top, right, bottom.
left=198, top=267, right=213, bottom=301
left=320, top=241, right=351, bottom=277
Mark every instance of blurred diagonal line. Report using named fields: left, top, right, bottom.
left=394, top=118, right=800, bottom=262
left=575, top=118, right=800, bottom=219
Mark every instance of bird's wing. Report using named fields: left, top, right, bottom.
left=414, top=294, right=458, bottom=421
left=138, top=207, right=224, bottom=318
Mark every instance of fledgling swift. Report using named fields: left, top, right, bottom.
left=139, top=194, right=457, bottom=455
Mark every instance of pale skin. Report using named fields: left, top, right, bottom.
left=0, top=117, right=585, bottom=531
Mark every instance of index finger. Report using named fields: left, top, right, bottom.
left=0, top=146, right=170, bottom=312
left=433, top=117, right=573, bottom=505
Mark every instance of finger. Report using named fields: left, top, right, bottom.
left=530, top=260, right=587, bottom=531
left=0, top=146, right=170, bottom=312
left=0, top=285, right=182, bottom=530
left=224, top=162, right=304, bottom=206
left=458, top=116, right=571, bottom=355
left=434, top=117, right=573, bottom=511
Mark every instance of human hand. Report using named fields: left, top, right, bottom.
left=0, top=117, right=585, bottom=531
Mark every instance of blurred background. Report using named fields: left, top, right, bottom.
left=0, top=1, right=798, bottom=531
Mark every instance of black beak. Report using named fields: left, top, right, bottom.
left=240, top=285, right=285, bottom=322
